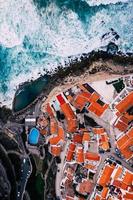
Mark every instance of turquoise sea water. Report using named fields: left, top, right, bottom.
left=0, top=0, right=133, bottom=107
left=13, top=75, right=49, bottom=112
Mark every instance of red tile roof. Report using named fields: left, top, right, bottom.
left=76, top=146, right=84, bottom=163
left=51, top=145, right=61, bottom=156
left=60, top=103, right=77, bottom=132
left=117, top=127, right=133, bottom=160
left=67, top=119, right=77, bottom=133
left=120, top=182, right=128, bottom=190
left=123, top=192, right=133, bottom=199
left=98, top=165, right=115, bottom=187
left=113, top=180, right=122, bottom=188
left=122, top=171, right=133, bottom=186
left=114, top=166, right=122, bottom=180
left=101, top=187, right=109, bottom=199
left=115, top=120, right=128, bottom=132
left=112, top=170, right=133, bottom=191
left=46, top=103, right=54, bottom=117
left=49, top=136, right=61, bottom=145
left=85, top=152, right=100, bottom=161
left=93, top=127, right=105, bottom=134
left=72, top=91, right=108, bottom=116
left=72, top=133, right=83, bottom=144
left=66, top=143, right=76, bottom=162
left=73, top=92, right=91, bottom=109
left=82, top=131, right=91, bottom=142
left=117, top=135, right=129, bottom=149
left=60, top=103, right=76, bottom=120
left=115, top=92, right=133, bottom=113
left=95, top=195, right=101, bottom=200
left=56, top=94, right=66, bottom=105
left=84, top=164, right=95, bottom=170
left=88, top=102, right=108, bottom=117
left=58, top=125, right=65, bottom=140
left=50, top=118, right=58, bottom=134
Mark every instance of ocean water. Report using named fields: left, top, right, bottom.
left=0, top=0, right=133, bottom=107
left=13, top=75, right=49, bottom=112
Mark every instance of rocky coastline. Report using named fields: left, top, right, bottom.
left=0, top=49, right=133, bottom=123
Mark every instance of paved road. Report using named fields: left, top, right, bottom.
left=112, top=153, right=133, bottom=172
left=18, top=157, right=32, bottom=200
left=34, top=100, right=42, bottom=117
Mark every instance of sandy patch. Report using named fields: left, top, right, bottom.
left=41, top=71, right=122, bottom=111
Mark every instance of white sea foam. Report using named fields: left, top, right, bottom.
left=0, top=0, right=132, bottom=107
left=0, top=0, right=119, bottom=55
left=84, top=0, right=129, bottom=6
left=0, top=22, right=22, bottom=48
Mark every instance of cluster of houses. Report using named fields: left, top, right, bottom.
left=40, top=82, right=110, bottom=156
left=110, top=75, right=133, bottom=163
left=60, top=163, right=95, bottom=199
left=25, top=75, right=133, bottom=199
left=92, top=157, right=133, bottom=200
left=116, top=127, right=133, bottom=161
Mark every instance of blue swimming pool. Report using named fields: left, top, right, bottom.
left=28, top=128, right=40, bottom=145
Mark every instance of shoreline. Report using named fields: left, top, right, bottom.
left=1, top=49, right=133, bottom=122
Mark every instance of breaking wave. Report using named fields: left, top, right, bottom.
left=0, top=0, right=133, bottom=107
left=84, top=0, right=129, bottom=6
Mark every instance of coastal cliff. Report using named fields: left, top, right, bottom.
left=0, top=50, right=133, bottom=123
left=12, top=50, right=133, bottom=117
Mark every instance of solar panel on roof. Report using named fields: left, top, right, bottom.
left=83, top=83, right=95, bottom=94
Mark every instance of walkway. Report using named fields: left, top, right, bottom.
left=55, top=141, right=69, bottom=198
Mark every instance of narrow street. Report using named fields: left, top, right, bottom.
left=55, top=141, right=69, bottom=198
left=92, top=119, right=133, bottom=184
